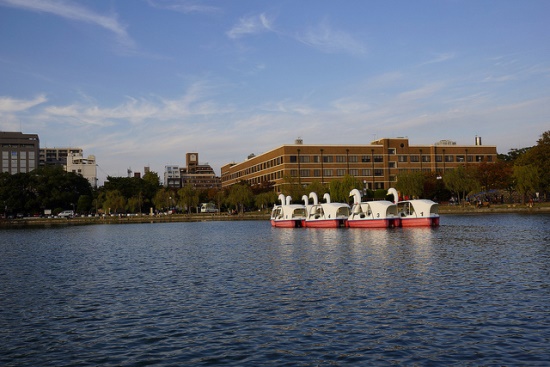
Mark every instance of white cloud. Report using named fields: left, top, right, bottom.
left=296, top=20, right=366, bottom=55
left=226, top=13, right=274, bottom=39
left=0, top=94, right=47, bottom=112
left=0, top=0, right=136, bottom=52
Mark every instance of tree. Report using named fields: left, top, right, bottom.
left=226, top=182, right=253, bottom=214
left=177, top=184, right=199, bottom=214
left=103, top=190, right=126, bottom=214
left=153, top=187, right=172, bottom=212
left=515, top=130, right=550, bottom=197
left=329, top=175, right=362, bottom=203
left=443, top=166, right=480, bottom=205
left=513, top=164, right=540, bottom=204
left=255, top=191, right=277, bottom=212
left=396, top=171, right=424, bottom=199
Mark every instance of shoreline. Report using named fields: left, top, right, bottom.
left=2, top=203, right=549, bottom=228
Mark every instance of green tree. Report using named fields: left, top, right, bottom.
left=396, top=171, right=425, bottom=199
left=255, top=191, right=277, bottom=212
left=443, top=166, right=480, bottom=205
left=103, top=190, right=126, bottom=214
left=329, top=175, right=362, bottom=203
left=153, top=187, right=173, bottom=212
left=515, top=130, right=550, bottom=197
left=226, top=182, right=253, bottom=214
left=513, top=164, right=540, bottom=204
left=177, top=184, right=199, bottom=214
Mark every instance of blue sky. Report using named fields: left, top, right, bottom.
left=1, top=0, right=549, bottom=184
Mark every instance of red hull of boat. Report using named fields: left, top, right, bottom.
left=399, top=217, right=439, bottom=227
left=271, top=219, right=304, bottom=228
left=305, top=219, right=347, bottom=228
left=347, top=218, right=400, bottom=228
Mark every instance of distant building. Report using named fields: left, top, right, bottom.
left=39, top=147, right=83, bottom=166
left=66, top=152, right=98, bottom=188
left=164, top=153, right=221, bottom=190
left=221, top=137, right=498, bottom=192
left=0, top=131, right=40, bottom=174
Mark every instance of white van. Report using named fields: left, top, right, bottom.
left=58, top=210, right=75, bottom=218
left=200, top=203, right=218, bottom=213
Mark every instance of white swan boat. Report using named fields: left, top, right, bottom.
left=304, top=192, right=350, bottom=228
left=347, top=189, right=400, bottom=228
left=270, top=194, right=306, bottom=228
left=388, top=188, right=440, bottom=227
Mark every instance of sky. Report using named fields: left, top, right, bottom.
left=1, top=0, right=549, bottom=184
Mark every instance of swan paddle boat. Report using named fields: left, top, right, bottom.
left=388, top=188, right=440, bottom=227
left=270, top=194, right=307, bottom=228
left=347, top=189, right=401, bottom=228
left=304, top=192, right=350, bottom=228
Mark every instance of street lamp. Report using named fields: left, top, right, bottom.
left=320, top=148, right=324, bottom=185
left=419, top=148, right=423, bottom=172
left=370, top=149, right=374, bottom=199
left=297, top=148, right=301, bottom=186
left=442, top=149, right=446, bottom=173
left=346, top=149, right=349, bottom=175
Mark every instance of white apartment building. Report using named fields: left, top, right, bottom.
left=66, top=153, right=98, bottom=188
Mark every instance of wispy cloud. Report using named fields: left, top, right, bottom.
left=226, top=13, right=275, bottom=39
left=146, top=0, right=221, bottom=15
left=419, top=52, right=456, bottom=66
left=0, top=0, right=136, bottom=52
left=0, top=94, right=47, bottom=112
left=296, top=20, right=366, bottom=55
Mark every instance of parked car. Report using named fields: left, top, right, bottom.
left=58, top=210, right=75, bottom=218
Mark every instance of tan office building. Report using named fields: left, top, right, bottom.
left=221, top=137, right=498, bottom=192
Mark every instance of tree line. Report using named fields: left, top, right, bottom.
left=1, top=130, right=548, bottom=217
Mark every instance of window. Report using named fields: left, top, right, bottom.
left=388, top=148, right=396, bottom=154
left=422, top=156, right=431, bottom=163
left=299, top=156, right=310, bottom=163
left=389, top=162, right=396, bottom=168
left=374, top=169, right=383, bottom=176
left=313, top=169, right=321, bottom=177
left=323, top=156, right=333, bottom=163
left=300, top=169, right=310, bottom=177
left=349, top=169, right=358, bottom=176
left=374, top=155, right=384, bottom=162
left=323, top=169, right=333, bottom=177
left=446, top=156, right=454, bottom=162
left=362, top=169, right=371, bottom=176
left=336, top=156, right=346, bottom=163
left=337, top=169, right=346, bottom=176
left=361, top=155, right=371, bottom=163
left=436, top=155, right=442, bottom=162
left=348, top=155, right=358, bottom=163
left=476, top=155, right=483, bottom=162
left=398, top=155, right=407, bottom=162
left=410, top=155, right=419, bottom=162
left=289, top=155, right=297, bottom=163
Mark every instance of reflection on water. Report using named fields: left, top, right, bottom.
left=1, top=214, right=550, bottom=366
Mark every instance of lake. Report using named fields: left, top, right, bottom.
left=1, top=213, right=549, bottom=366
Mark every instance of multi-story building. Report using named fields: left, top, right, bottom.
left=221, top=137, right=498, bottom=192
left=39, top=147, right=83, bottom=166
left=165, top=153, right=221, bottom=191
left=0, top=131, right=40, bottom=174
left=66, top=153, right=98, bottom=188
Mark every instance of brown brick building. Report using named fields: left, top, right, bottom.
left=221, top=137, right=497, bottom=192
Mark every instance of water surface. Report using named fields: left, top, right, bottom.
left=1, top=214, right=549, bottom=366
